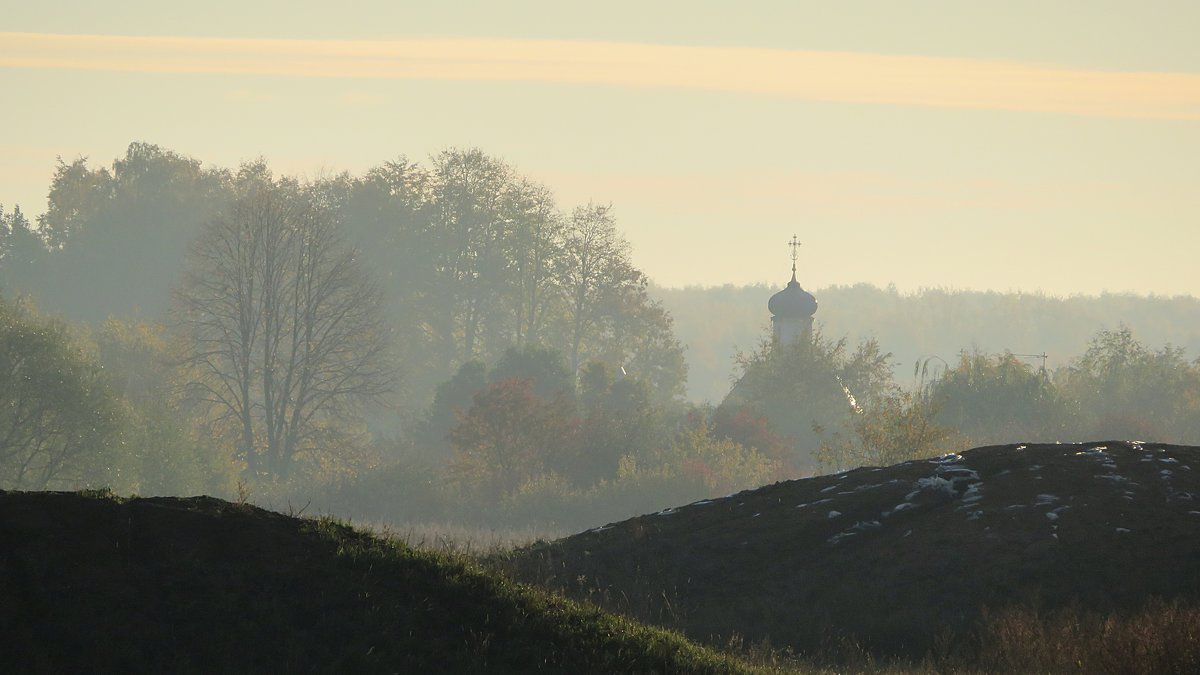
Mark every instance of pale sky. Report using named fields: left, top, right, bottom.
left=3, top=1, right=1199, bottom=296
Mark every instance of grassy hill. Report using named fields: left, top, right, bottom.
left=7, top=442, right=1200, bottom=673
left=0, top=490, right=760, bottom=674
left=503, top=441, right=1200, bottom=668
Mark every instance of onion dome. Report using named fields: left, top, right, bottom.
left=768, top=272, right=818, bottom=318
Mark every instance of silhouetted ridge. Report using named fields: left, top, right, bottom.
left=0, top=491, right=748, bottom=673
left=507, top=441, right=1200, bottom=658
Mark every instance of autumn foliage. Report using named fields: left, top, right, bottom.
left=448, top=378, right=575, bottom=501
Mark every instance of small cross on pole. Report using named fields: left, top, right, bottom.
left=789, top=235, right=801, bottom=278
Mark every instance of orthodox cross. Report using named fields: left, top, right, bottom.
left=789, top=234, right=801, bottom=279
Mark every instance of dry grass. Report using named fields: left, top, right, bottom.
left=721, top=600, right=1200, bottom=673
left=973, top=599, right=1200, bottom=674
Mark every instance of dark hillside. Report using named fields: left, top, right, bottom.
left=505, top=441, right=1200, bottom=658
left=0, top=491, right=752, bottom=674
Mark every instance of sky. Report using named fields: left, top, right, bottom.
left=3, top=1, right=1199, bottom=297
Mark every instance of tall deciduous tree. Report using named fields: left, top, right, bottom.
left=175, top=168, right=393, bottom=479
left=22, top=144, right=231, bottom=321
left=427, top=148, right=515, bottom=364
left=335, top=150, right=687, bottom=414
left=560, top=202, right=641, bottom=372
left=0, top=295, right=124, bottom=489
left=508, top=181, right=564, bottom=348
left=1, top=206, right=44, bottom=295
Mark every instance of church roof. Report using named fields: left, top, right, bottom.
left=768, top=272, right=818, bottom=318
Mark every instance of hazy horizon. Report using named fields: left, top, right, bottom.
left=3, top=1, right=1198, bottom=297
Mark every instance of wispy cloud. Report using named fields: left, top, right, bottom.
left=3, top=32, right=1199, bottom=119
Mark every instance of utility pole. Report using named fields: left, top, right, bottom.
left=1013, top=352, right=1049, bottom=374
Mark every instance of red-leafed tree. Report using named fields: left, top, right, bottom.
left=447, top=377, right=575, bottom=501
left=713, top=407, right=795, bottom=469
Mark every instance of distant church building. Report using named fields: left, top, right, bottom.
left=716, top=235, right=829, bottom=471
left=768, top=236, right=818, bottom=345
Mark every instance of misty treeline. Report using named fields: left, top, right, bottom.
left=2, top=143, right=1200, bottom=532
left=657, top=283, right=1200, bottom=404
left=0, top=143, right=685, bottom=402
left=0, top=143, right=691, bottom=522
left=723, top=324, right=1200, bottom=475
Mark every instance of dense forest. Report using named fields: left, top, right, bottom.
left=3, top=142, right=1199, bottom=532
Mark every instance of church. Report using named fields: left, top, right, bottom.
left=715, top=235, right=845, bottom=472
left=768, top=235, right=819, bottom=346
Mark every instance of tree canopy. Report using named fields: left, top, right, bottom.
left=719, top=331, right=895, bottom=471
left=2, top=144, right=686, bottom=420
left=175, top=169, right=394, bottom=480
left=0, top=295, right=124, bottom=489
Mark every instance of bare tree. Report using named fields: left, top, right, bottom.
left=175, top=173, right=392, bottom=479
left=508, top=180, right=564, bottom=348
left=427, top=148, right=513, bottom=363
left=560, top=202, right=641, bottom=371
